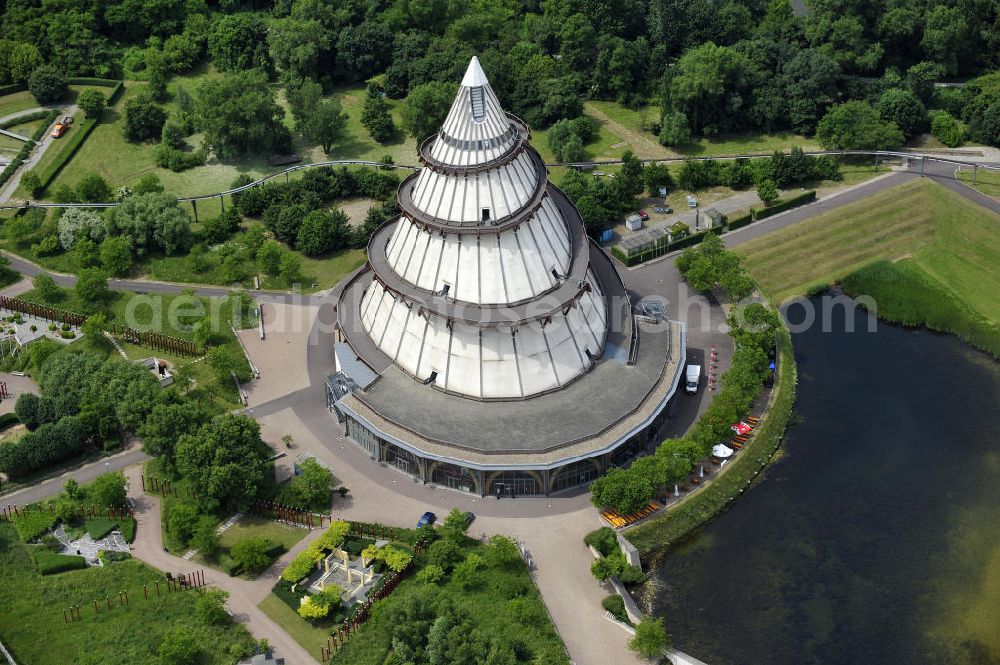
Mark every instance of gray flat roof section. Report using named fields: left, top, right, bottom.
left=345, top=318, right=680, bottom=462
left=338, top=322, right=686, bottom=470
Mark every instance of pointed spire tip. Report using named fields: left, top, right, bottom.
left=461, top=56, right=489, bottom=88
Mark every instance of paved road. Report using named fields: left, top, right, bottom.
left=0, top=105, right=74, bottom=203
left=1, top=250, right=329, bottom=306
left=1, top=447, right=149, bottom=505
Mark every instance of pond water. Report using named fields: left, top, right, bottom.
left=647, top=298, right=1000, bottom=665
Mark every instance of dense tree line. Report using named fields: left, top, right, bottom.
left=0, top=352, right=161, bottom=478
left=3, top=0, right=997, bottom=154
left=232, top=164, right=399, bottom=254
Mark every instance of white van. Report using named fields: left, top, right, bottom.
left=685, top=364, right=701, bottom=394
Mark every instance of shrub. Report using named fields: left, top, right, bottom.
left=929, top=110, right=965, bottom=148
left=98, top=549, right=132, bottom=564
left=230, top=537, right=273, bottom=574
left=34, top=551, right=87, bottom=575
left=21, top=170, right=42, bottom=198
left=602, top=595, right=628, bottom=622
left=28, top=65, right=67, bottom=104
left=13, top=510, right=57, bottom=542
left=281, top=546, right=323, bottom=583
left=77, top=89, right=107, bottom=119
left=416, top=564, right=445, bottom=584
left=583, top=527, right=618, bottom=557
left=629, top=617, right=668, bottom=658
left=120, top=518, right=136, bottom=542
left=124, top=93, right=167, bottom=142
left=0, top=412, right=19, bottom=430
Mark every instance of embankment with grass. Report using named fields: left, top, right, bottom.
left=739, top=178, right=1000, bottom=326
left=841, top=260, right=1000, bottom=359
left=0, top=523, right=255, bottom=664
left=739, top=178, right=1000, bottom=357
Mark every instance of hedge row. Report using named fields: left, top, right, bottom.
left=66, top=77, right=125, bottom=104
left=0, top=412, right=19, bottom=430
left=726, top=212, right=754, bottom=231
left=0, top=83, right=26, bottom=96
left=36, top=117, right=99, bottom=192
left=0, top=139, right=35, bottom=189
left=752, top=190, right=816, bottom=221
left=34, top=550, right=88, bottom=575
left=13, top=510, right=57, bottom=542
left=0, top=414, right=94, bottom=479
left=0, top=109, right=49, bottom=131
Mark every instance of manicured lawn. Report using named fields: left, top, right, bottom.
left=585, top=100, right=822, bottom=160
left=0, top=523, right=255, bottom=665
left=259, top=593, right=328, bottom=662
left=956, top=166, right=1000, bottom=198
left=739, top=178, right=1000, bottom=324
left=48, top=72, right=418, bottom=203
left=0, top=91, right=37, bottom=119
left=530, top=113, right=627, bottom=165
left=218, top=516, right=309, bottom=552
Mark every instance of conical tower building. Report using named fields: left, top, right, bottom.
left=359, top=57, right=608, bottom=399
left=332, top=58, right=684, bottom=497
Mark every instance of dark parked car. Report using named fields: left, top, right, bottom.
left=417, top=511, right=437, bottom=528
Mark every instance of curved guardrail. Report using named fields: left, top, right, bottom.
left=1, top=150, right=996, bottom=211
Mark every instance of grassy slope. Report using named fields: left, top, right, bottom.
left=956, top=167, right=1000, bottom=198
left=739, top=178, right=1000, bottom=325
left=841, top=260, right=1000, bottom=358
left=0, top=524, right=254, bottom=665
left=0, top=91, right=37, bottom=119
left=586, top=100, right=822, bottom=159
left=217, top=516, right=308, bottom=551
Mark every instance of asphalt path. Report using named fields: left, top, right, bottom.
left=1, top=447, right=149, bottom=506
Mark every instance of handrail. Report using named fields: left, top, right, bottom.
left=2, top=149, right=996, bottom=211
left=547, top=149, right=1000, bottom=169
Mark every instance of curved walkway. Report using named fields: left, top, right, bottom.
left=122, top=465, right=321, bottom=665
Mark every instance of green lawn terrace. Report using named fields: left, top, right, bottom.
left=38, top=69, right=415, bottom=208
left=0, top=523, right=255, bottom=665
